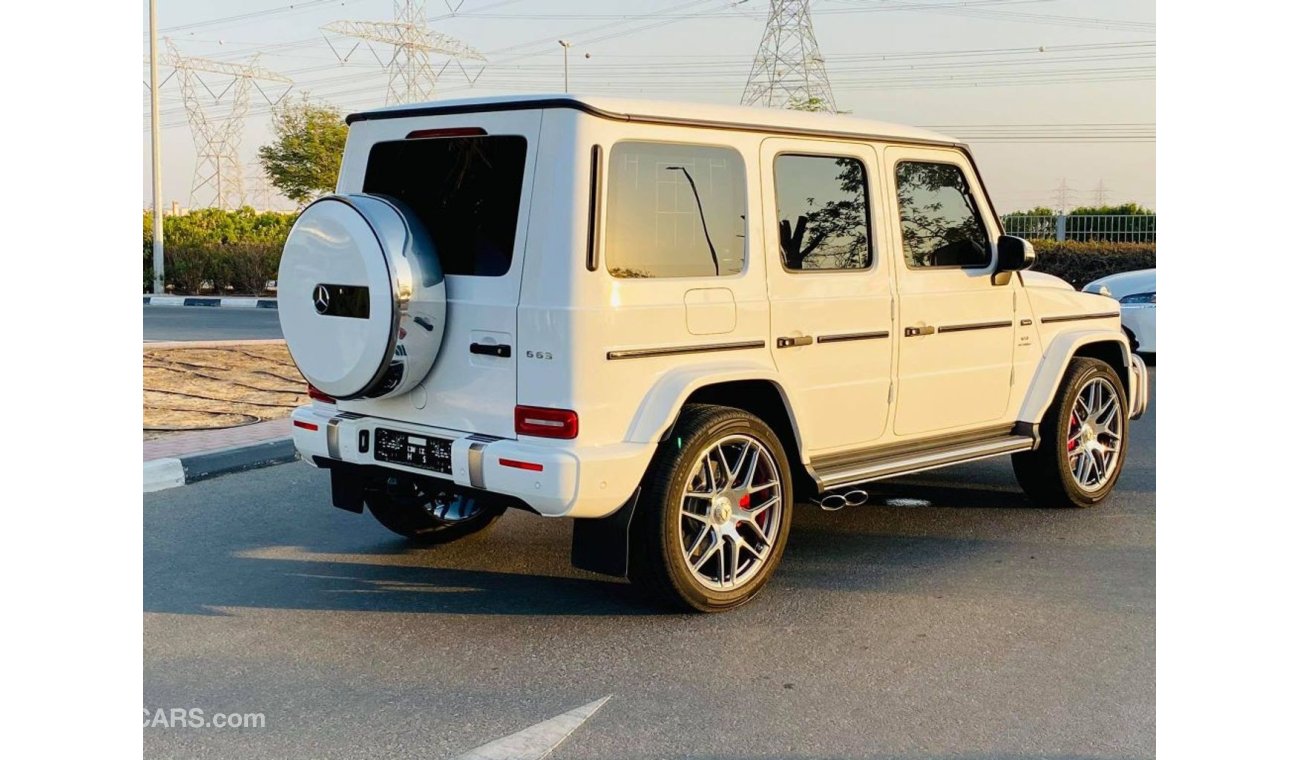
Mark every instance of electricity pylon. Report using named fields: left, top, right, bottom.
left=741, top=0, right=837, bottom=113
left=164, top=39, right=292, bottom=209
left=323, top=1, right=486, bottom=105
left=1053, top=179, right=1076, bottom=214
left=1092, top=180, right=1111, bottom=207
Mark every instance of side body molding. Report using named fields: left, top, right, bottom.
left=1017, top=330, right=1135, bottom=425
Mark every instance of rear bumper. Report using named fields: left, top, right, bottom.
left=290, top=406, right=655, bottom=518
left=1127, top=353, right=1149, bottom=420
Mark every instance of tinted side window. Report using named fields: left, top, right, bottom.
left=606, top=142, right=746, bottom=278
left=774, top=154, right=871, bottom=271
left=894, top=161, right=990, bottom=268
left=363, top=136, right=527, bottom=277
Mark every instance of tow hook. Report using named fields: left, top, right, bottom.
left=812, top=488, right=869, bottom=511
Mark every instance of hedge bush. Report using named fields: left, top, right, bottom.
left=1026, top=240, right=1155, bottom=289
left=144, top=208, right=296, bottom=294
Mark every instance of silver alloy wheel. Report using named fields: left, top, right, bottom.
left=678, top=434, right=783, bottom=591
left=1067, top=377, right=1124, bottom=492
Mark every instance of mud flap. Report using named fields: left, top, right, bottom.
left=570, top=488, right=641, bottom=578
left=327, top=463, right=366, bottom=513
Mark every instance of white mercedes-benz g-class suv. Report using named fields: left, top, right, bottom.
left=280, top=95, right=1148, bottom=612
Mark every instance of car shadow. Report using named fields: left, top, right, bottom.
left=146, top=491, right=1149, bottom=621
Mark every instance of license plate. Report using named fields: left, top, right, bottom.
left=373, top=428, right=452, bottom=474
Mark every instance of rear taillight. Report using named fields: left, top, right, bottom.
left=307, top=384, right=336, bottom=404
left=514, top=405, right=579, bottom=439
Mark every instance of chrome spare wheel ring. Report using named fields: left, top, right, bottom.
left=1066, top=377, right=1124, bottom=492
left=679, top=434, right=783, bottom=591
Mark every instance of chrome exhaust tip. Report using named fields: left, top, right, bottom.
left=813, top=488, right=868, bottom=511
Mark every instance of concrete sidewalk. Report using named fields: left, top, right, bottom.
left=144, top=417, right=292, bottom=462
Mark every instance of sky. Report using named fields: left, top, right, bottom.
left=141, top=0, right=1156, bottom=213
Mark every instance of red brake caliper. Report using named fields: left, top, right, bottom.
left=1068, top=412, right=1080, bottom=452
left=739, top=492, right=767, bottom=530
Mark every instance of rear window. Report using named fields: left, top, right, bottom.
left=605, top=141, right=746, bottom=279
left=363, top=135, right=527, bottom=277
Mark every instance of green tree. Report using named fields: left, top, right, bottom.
left=786, top=97, right=849, bottom=114
left=257, top=96, right=348, bottom=205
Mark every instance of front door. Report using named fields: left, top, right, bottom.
left=761, top=138, right=894, bottom=455
left=884, top=146, right=1015, bottom=437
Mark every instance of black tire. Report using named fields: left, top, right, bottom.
left=1013, top=357, right=1129, bottom=508
left=629, top=404, right=794, bottom=612
left=364, top=475, right=505, bottom=544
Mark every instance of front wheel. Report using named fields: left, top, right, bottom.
left=364, top=475, right=505, bottom=544
left=1013, top=357, right=1129, bottom=508
left=629, top=405, right=793, bottom=612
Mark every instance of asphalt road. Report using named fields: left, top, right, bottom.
left=144, top=371, right=1156, bottom=760
left=144, top=306, right=283, bottom=342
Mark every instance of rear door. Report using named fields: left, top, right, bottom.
left=760, top=138, right=895, bottom=454
left=337, top=111, right=542, bottom=438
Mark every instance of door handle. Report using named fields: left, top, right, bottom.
left=776, top=335, right=814, bottom=349
left=903, top=325, right=936, bottom=338
left=469, top=342, right=512, bottom=358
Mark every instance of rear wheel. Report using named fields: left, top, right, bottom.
left=629, top=405, right=793, bottom=612
left=364, top=475, right=505, bottom=544
left=1013, top=357, right=1129, bottom=508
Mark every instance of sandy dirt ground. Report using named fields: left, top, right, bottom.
left=143, top=344, right=306, bottom=439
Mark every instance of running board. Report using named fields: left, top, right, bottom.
left=810, top=434, right=1036, bottom=491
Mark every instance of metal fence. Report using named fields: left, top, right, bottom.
left=1000, top=214, right=1156, bottom=243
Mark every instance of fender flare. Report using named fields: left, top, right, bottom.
left=622, top=360, right=805, bottom=451
left=1017, top=329, right=1134, bottom=426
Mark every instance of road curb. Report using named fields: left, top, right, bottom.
left=144, top=295, right=278, bottom=309
left=144, top=438, right=298, bottom=493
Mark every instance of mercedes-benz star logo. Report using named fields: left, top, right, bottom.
left=313, top=284, right=330, bottom=315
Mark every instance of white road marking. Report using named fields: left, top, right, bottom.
left=452, top=696, right=611, bottom=760
left=885, top=497, right=931, bottom=508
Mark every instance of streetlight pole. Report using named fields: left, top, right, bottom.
left=149, top=0, right=165, bottom=294
left=558, top=39, right=572, bottom=92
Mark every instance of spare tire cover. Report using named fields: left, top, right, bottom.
left=278, top=194, right=445, bottom=400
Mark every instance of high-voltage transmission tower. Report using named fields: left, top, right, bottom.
left=741, top=0, right=838, bottom=113
left=164, top=39, right=292, bottom=209
left=323, top=1, right=486, bottom=105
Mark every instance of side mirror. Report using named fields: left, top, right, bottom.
left=993, top=235, right=1035, bottom=285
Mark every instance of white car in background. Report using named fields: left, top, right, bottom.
left=1084, top=268, right=1156, bottom=356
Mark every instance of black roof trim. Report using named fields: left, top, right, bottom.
left=345, top=97, right=965, bottom=150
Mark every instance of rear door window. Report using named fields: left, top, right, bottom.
left=363, top=135, right=528, bottom=277
left=605, top=141, right=746, bottom=278
left=774, top=154, right=872, bottom=271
